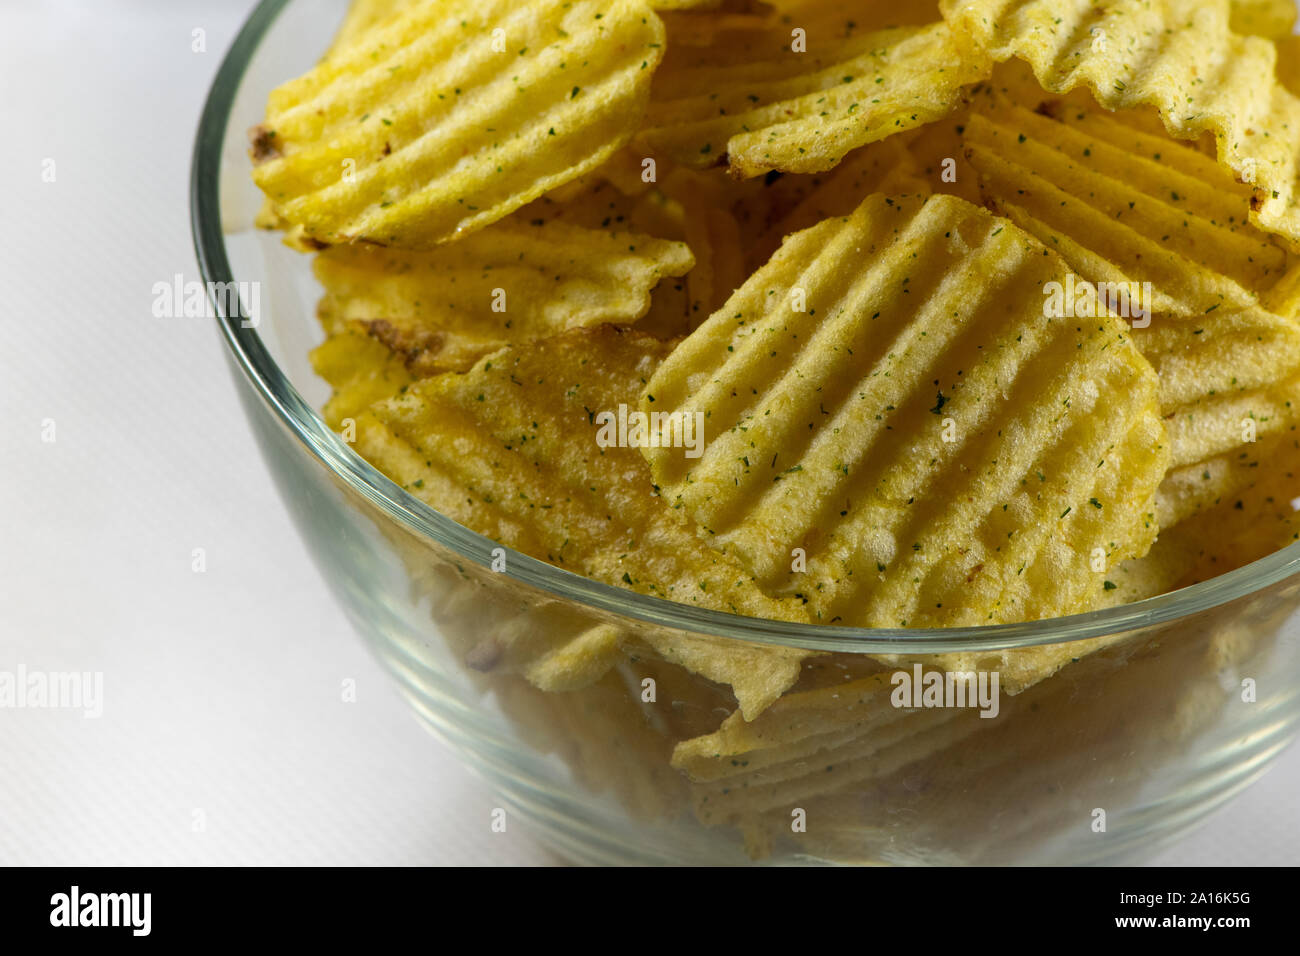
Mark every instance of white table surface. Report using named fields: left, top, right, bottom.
left=0, top=0, right=1294, bottom=866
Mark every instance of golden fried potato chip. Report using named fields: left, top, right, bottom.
left=941, top=0, right=1300, bottom=249
left=640, top=193, right=1170, bottom=627
left=252, top=0, right=665, bottom=248
left=673, top=670, right=909, bottom=782
left=310, top=328, right=415, bottom=429
left=1229, top=0, right=1297, bottom=38
left=683, top=697, right=982, bottom=824
left=962, top=95, right=1300, bottom=524
left=326, top=0, right=411, bottom=56
left=640, top=19, right=991, bottom=177
left=1158, top=433, right=1300, bottom=587
left=965, top=100, right=1287, bottom=314
left=348, top=325, right=810, bottom=716
left=313, top=218, right=692, bottom=375
left=628, top=629, right=804, bottom=719
left=462, top=607, right=628, bottom=692
left=1154, top=418, right=1300, bottom=528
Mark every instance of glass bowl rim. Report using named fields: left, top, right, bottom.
left=190, top=0, right=1300, bottom=655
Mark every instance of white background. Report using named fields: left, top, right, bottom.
left=0, top=0, right=1294, bottom=866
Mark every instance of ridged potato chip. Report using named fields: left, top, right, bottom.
left=310, top=328, right=415, bottom=429
left=640, top=19, right=991, bottom=177
left=940, top=0, right=1300, bottom=249
left=251, top=0, right=665, bottom=248
left=326, top=0, right=411, bottom=56
left=313, top=218, right=692, bottom=375
left=674, top=669, right=927, bottom=783
left=965, top=101, right=1287, bottom=314
left=680, top=681, right=983, bottom=824
left=962, top=97, right=1300, bottom=523
left=1149, top=430, right=1300, bottom=588
left=347, top=325, right=809, bottom=716
left=640, top=193, right=1170, bottom=627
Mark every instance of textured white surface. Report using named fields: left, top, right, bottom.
left=0, top=0, right=1294, bottom=866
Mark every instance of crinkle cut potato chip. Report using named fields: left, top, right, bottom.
left=346, top=325, right=808, bottom=717
left=960, top=95, right=1300, bottom=516
left=310, top=328, right=415, bottom=429
left=939, top=0, right=1300, bottom=250
left=641, top=193, right=1170, bottom=628
left=326, top=0, right=412, bottom=56
left=313, top=218, right=693, bottom=375
left=251, top=0, right=665, bottom=248
left=964, top=98, right=1287, bottom=316
left=639, top=18, right=992, bottom=177
left=1144, top=428, right=1300, bottom=590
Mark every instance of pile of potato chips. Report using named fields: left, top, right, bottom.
left=251, top=0, right=1300, bottom=859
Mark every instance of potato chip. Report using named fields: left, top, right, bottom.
left=640, top=192, right=1170, bottom=628
left=474, top=612, right=627, bottom=692
left=251, top=0, right=666, bottom=248
left=766, top=622, right=1256, bottom=862
left=684, top=699, right=983, bottom=824
left=639, top=20, right=991, bottom=177
left=313, top=218, right=692, bottom=375
left=963, top=96, right=1300, bottom=519
left=964, top=101, right=1287, bottom=314
left=348, top=325, right=810, bottom=716
left=1229, top=0, right=1297, bottom=39
left=550, top=146, right=658, bottom=200
left=627, top=629, right=805, bottom=719
left=1154, top=418, right=1300, bottom=528
left=940, top=0, right=1300, bottom=249
left=490, top=669, right=689, bottom=819
left=326, top=0, right=411, bottom=56
left=673, top=670, right=910, bottom=782
left=310, top=328, right=415, bottom=429
left=1157, top=434, right=1300, bottom=587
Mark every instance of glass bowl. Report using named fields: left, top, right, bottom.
left=192, top=0, right=1300, bottom=865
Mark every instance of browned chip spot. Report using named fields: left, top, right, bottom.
left=248, top=125, right=281, bottom=163
left=362, top=319, right=449, bottom=376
